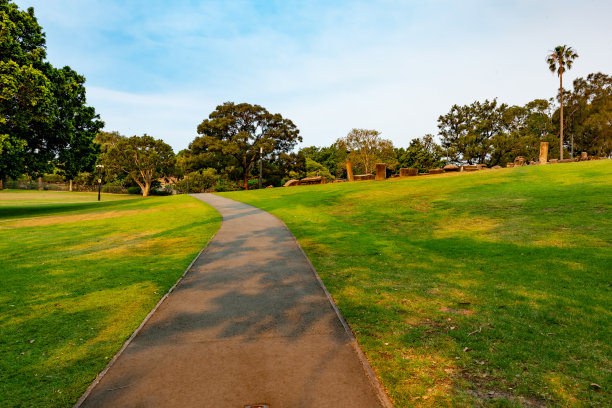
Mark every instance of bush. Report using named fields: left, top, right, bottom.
left=214, top=175, right=237, bottom=192
left=102, top=184, right=124, bottom=194
left=42, top=173, right=64, bottom=183
left=175, top=169, right=219, bottom=193
left=127, top=186, right=141, bottom=195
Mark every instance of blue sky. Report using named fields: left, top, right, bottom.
left=14, top=0, right=612, bottom=152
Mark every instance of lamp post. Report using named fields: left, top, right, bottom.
left=96, top=164, right=104, bottom=201
left=258, top=147, right=263, bottom=189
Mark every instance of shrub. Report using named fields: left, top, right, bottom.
left=127, top=186, right=141, bottom=195
left=175, top=169, right=219, bottom=193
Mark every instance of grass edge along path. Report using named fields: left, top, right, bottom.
left=219, top=160, right=612, bottom=408
left=0, top=192, right=221, bottom=408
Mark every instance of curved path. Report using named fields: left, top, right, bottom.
left=77, top=194, right=392, bottom=408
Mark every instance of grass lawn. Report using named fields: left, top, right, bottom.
left=0, top=191, right=221, bottom=407
left=220, top=160, right=612, bottom=407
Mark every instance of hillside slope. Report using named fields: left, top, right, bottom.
left=220, top=160, right=612, bottom=407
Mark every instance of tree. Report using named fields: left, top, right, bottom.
left=564, top=73, right=612, bottom=157
left=305, top=158, right=333, bottom=180
left=438, top=99, right=507, bottom=164
left=396, top=135, right=446, bottom=172
left=194, top=102, right=302, bottom=189
left=300, top=145, right=344, bottom=177
left=100, top=134, right=174, bottom=197
left=547, top=45, right=578, bottom=159
left=0, top=1, right=102, bottom=187
left=335, top=129, right=396, bottom=174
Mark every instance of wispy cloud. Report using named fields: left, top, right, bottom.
left=15, top=0, right=612, bottom=151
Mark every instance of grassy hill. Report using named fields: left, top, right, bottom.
left=0, top=192, right=221, bottom=407
left=220, top=160, right=612, bottom=407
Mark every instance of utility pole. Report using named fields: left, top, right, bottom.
left=259, top=147, right=263, bottom=189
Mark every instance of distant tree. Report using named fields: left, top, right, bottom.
left=490, top=99, right=556, bottom=165
left=305, top=158, right=333, bottom=180
left=194, top=102, right=301, bottom=189
left=396, top=134, right=446, bottom=172
left=335, top=129, right=396, bottom=174
left=100, top=134, right=174, bottom=197
left=564, top=73, right=612, bottom=157
left=0, top=1, right=102, bottom=188
left=299, top=145, right=343, bottom=177
left=547, top=45, right=578, bottom=159
left=438, top=99, right=507, bottom=164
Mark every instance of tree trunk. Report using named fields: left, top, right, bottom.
left=0, top=178, right=3, bottom=190
left=143, top=182, right=150, bottom=197
left=560, top=73, right=564, bottom=160
left=69, top=179, right=73, bottom=192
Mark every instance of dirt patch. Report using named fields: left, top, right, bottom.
left=440, top=307, right=475, bottom=316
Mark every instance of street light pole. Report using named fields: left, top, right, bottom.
left=259, top=147, right=263, bottom=189
left=96, top=164, right=104, bottom=201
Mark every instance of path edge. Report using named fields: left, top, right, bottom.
left=270, top=212, right=396, bottom=408
left=72, top=206, right=221, bottom=408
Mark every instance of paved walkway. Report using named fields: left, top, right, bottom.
left=77, top=194, right=392, bottom=408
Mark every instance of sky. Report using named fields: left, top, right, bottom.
left=13, top=0, right=612, bottom=153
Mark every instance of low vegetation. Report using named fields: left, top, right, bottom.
left=220, top=160, right=612, bottom=407
left=0, top=191, right=221, bottom=407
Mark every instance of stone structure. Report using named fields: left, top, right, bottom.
left=443, top=164, right=459, bottom=171
left=300, top=176, right=325, bottom=185
left=353, top=174, right=375, bottom=181
left=463, top=165, right=480, bottom=171
left=514, top=156, right=526, bottom=166
left=375, top=163, right=386, bottom=180
left=428, top=168, right=444, bottom=174
left=399, top=168, right=418, bottom=177
left=539, top=142, right=549, bottom=164
left=283, top=179, right=300, bottom=187
left=346, top=160, right=354, bottom=182
left=580, top=152, right=588, bottom=160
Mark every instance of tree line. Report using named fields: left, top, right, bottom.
left=2, top=1, right=610, bottom=195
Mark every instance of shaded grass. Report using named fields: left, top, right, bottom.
left=0, top=191, right=221, bottom=407
left=220, top=161, right=612, bottom=407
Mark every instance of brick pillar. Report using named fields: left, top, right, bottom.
left=375, top=163, right=386, bottom=180
left=539, top=142, right=549, bottom=164
left=346, top=160, right=354, bottom=182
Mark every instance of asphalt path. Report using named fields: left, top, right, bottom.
left=76, top=193, right=392, bottom=408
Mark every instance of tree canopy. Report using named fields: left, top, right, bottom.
left=0, top=0, right=102, bottom=185
left=100, top=134, right=174, bottom=197
left=335, top=129, right=396, bottom=174
left=192, top=102, right=302, bottom=189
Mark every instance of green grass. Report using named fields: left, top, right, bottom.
left=220, top=160, right=612, bottom=407
left=0, top=191, right=221, bottom=407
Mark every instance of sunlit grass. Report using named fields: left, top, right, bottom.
left=0, top=191, right=221, bottom=407
left=220, top=160, right=612, bottom=407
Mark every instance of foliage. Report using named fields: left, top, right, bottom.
left=438, top=99, right=508, bottom=165
left=99, top=133, right=175, bottom=197
left=192, top=102, right=302, bottom=189
left=0, top=1, right=103, bottom=184
left=396, top=134, right=446, bottom=172
left=564, top=72, right=612, bottom=157
left=221, top=160, right=612, bottom=407
left=127, top=186, right=141, bottom=195
left=300, top=145, right=344, bottom=177
left=547, top=45, right=579, bottom=160
left=175, top=169, right=218, bottom=193
left=335, top=128, right=397, bottom=174
left=0, top=191, right=220, bottom=407
left=305, top=157, right=334, bottom=180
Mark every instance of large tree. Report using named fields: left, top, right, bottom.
left=194, top=102, right=302, bottom=189
left=0, top=0, right=102, bottom=188
left=100, top=134, right=174, bottom=197
left=335, top=129, right=396, bottom=174
left=547, top=45, right=578, bottom=160
left=564, top=73, right=612, bottom=157
left=438, top=99, right=507, bottom=164
left=396, top=134, right=446, bottom=172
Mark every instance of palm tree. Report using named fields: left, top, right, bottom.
left=546, top=45, right=578, bottom=160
